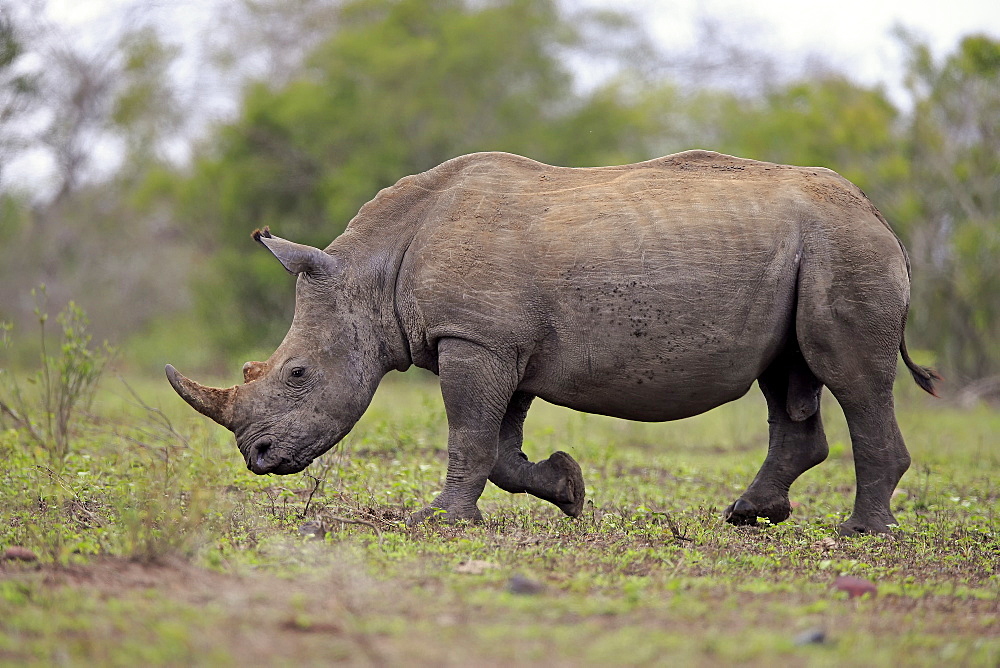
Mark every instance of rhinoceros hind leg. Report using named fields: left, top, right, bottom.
left=725, top=350, right=828, bottom=527
left=794, top=254, right=912, bottom=536
left=831, top=395, right=908, bottom=536
left=488, top=392, right=586, bottom=517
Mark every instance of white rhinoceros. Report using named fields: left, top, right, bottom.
left=166, top=151, right=938, bottom=535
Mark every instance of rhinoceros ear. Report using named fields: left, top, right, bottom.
left=252, top=227, right=339, bottom=276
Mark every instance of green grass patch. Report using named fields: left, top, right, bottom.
left=0, top=373, right=997, bottom=665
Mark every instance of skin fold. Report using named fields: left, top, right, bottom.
left=166, top=150, right=938, bottom=536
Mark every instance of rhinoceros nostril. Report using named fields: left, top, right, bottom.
left=255, top=441, right=272, bottom=469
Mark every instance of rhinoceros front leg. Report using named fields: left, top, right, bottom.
left=489, top=391, right=586, bottom=517
left=408, top=338, right=516, bottom=525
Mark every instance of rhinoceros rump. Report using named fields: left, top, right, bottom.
left=166, top=150, right=939, bottom=536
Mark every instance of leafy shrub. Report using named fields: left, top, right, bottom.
left=0, top=287, right=115, bottom=465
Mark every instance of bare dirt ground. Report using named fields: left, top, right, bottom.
left=2, top=551, right=401, bottom=665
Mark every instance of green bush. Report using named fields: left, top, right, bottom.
left=0, top=287, right=115, bottom=465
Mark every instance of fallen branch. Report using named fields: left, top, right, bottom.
left=323, top=514, right=382, bottom=537
left=319, top=511, right=384, bottom=546
left=34, top=465, right=106, bottom=528
left=300, top=473, right=324, bottom=519
left=0, top=398, right=44, bottom=445
left=651, top=509, right=693, bottom=542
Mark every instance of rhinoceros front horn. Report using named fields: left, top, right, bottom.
left=164, top=364, right=236, bottom=430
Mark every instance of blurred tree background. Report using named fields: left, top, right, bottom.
left=0, top=0, right=997, bottom=398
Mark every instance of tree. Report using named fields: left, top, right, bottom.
left=0, top=8, right=38, bottom=188
left=899, top=33, right=1000, bottom=384
left=111, top=27, right=182, bottom=176
left=0, top=10, right=196, bottom=351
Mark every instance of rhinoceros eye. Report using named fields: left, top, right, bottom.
left=290, top=367, right=305, bottom=378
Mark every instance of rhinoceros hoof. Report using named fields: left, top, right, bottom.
left=838, top=517, right=894, bottom=537
left=543, top=451, right=586, bottom=518
left=724, top=495, right=793, bottom=526
left=407, top=503, right=483, bottom=527
left=723, top=498, right=760, bottom=526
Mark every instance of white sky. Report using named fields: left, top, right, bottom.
left=11, top=0, right=1000, bottom=195
left=44, top=0, right=1000, bottom=86
left=635, top=0, right=1000, bottom=95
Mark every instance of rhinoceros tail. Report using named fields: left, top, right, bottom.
left=251, top=226, right=273, bottom=242
left=900, top=337, right=941, bottom=397
left=893, top=233, right=941, bottom=397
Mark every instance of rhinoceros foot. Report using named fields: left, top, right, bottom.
left=838, top=514, right=897, bottom=536
left=723, top=498, right=759, bottom=526
left=723, top=496, right=791, bottom=527
left=534, top=451, right=586, bottom=518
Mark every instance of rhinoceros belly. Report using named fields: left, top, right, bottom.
left=517, top=243, right=799, bottom=421
left=522, top=342, right=769, bottom=422
left=519, top=308, right=790, bottom=421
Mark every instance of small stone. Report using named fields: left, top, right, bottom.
left=794, top=628, right=827, bottom=645
left=833, top=575, right=877, bottom=599
left=812, top=537, right=838, bottom=552
left=454, top=559, right=498, bottom=575
left=2, top=546, right=38, bottom=562
left=298, top=520, right=325, bottom=538
left=507, top=574, right=544, bottom=595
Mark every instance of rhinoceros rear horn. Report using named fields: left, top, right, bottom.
left=164, top=364, right=236, bottom=430
left=252, top=227, right=339, bottom=276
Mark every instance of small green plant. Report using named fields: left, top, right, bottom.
left=0, top=286, right=115, bottom=465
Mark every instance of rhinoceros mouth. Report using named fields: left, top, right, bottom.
left=245, top=439, right=309, bottom=475
left=241, top=425, right=353, bottom=476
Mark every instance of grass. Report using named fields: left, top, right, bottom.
left=0, top=371, right=997, bottom=666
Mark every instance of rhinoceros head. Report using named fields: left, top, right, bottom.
left=166, top=228, right=398, bottom=475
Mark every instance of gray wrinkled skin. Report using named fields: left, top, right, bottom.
left=166, top=151, right=939, bottom=536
